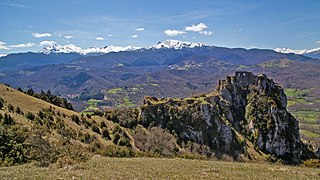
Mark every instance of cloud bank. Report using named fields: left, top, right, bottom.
left=96, top=37, right=104, bottom=40
left=39, top=41, right=56, bottom=46
left=32, top=33, right=52, bottom=38
left=164, top=29, right=186, bottom=36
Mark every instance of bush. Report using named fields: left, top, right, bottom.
left=0, top=97, right=4, bottom=109
left=113, top=132, right=121, bottom=144
left=71, top=115, right=80, bottom=125
left=101, top=128, right=110, bottom=140
left=80, top=133, right=94, bottom=144
left=1, top=113, right=15, bottom=125
left=0, top=125, right=28, bottom=166
left=303, top=159, right=320, bottom=168
left=93, top=110, right=104, bottom=117
left=100, top=121, right=107, bottom=128
left=7, top=103, right=14, bottom=112
left=117, top=137, right=131, bottom=147
left=15, top=106, right=23, bottom=115
left=92, top=125, right=101, bottom=134
left=98, top=145, right=134, bottom=157
left=26, top=112, right=35, bottom=120
left=133, top=127, right=178, bottom=157
left=24, top=135, right=58, bottom=167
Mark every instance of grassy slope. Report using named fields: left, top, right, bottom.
left=0, top=84, right=319, bottom=178
left=0, top=84, right=116, bottom=148
left=0, top=156, right=319, bottom=179
left=0, top=84, right=77, bottom=117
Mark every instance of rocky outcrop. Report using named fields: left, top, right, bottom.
left=140, top=71, right=312, bottom=163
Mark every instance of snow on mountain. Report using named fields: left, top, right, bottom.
left=274, top=47, right=320, bottom=55
left=39, top=40, right=209, bottom=56
left=41, top=44, right=82, bottom=54
left=40, top=44, right=141, bottom=56
left=0, top=54, right=7, bottom=58
left=150, top=39, right=208, bottom=49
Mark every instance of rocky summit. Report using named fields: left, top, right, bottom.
left=140, top=71, right=312, bottom=163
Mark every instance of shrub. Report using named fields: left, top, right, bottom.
left=113, top=132, right=121, bottom=144
left=1, top=113, right=15, bottom=125
left=133, top=127, right=178, bottom=157
left=98, top=145, right=134, bottom=157
left=80, top=133, right=94, bottom=144
left=24, top=135, right=58, bottom=167
left=93, top=110, right=103, bottom=117
left=0, top=97, right=4, bottom=109
left=92, top=125, right=101, bottom=134
left=0, top=125, right=28, bottom=166
left=101, top=128, right=110, bottom=140
left=71, top=115, right=80, bottom=125
left=7, top=103, right=14, bottom=112
left=100, top=121, right=107, bottom=128
left=303, top=159, right=320, bottom=168
left=15, top=106, right=23, bottom=115
left=117, top=137, right=131, bottom=147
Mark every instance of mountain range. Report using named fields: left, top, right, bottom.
left=1, top=40, right=319, bottom=72
left=0, top=40, right=319, bottom=110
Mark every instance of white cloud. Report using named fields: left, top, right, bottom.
left=316, top=40, right=320, bottom=44
left=96, top=37, right=104, bottom=40
left=135, top=27, right=144, bottom=31
left=107, top=34, right=113, bottom=37
left=39, top=41, right=56, bottom=46
left=32, top=32, right=52, bottom=38
left=9, top=43, right=35, bottom=48
left=185, top=23, right=207, bottom=32
left=199, top=30, right=213, bottom=36
left=131, top=34, right=138, bottom=38
left=0, top=41, right=9, bottom=50
left=164, top=29, right=186, bottom=36
left=64, top=35, right=74, bottom=39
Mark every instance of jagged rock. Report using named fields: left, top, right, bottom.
left=140, top=71, right=313, bottom=163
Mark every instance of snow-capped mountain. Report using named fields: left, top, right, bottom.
left=274, top=47, right=320, bottom=55
left=39, top=40, right=209, bottom=56
left=151, top=39, right=208, bottom=49
left=274, top=47, right=320, bottom=59
left=41, top=44, right=141, bottom=56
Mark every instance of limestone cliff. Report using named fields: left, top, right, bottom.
left=139, top=71, right=312, bottom=163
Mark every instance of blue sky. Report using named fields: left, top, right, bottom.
left=1, top=0, right=320, bottom=54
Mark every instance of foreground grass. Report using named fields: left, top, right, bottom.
left=0, top=156, right=319, bottom=179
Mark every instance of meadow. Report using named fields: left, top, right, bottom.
left=0, top=156, right=319, bottom=179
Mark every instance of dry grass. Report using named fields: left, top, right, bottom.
left=0, top=84, right=76, bottom=116
left=0, top=156, right=319, bottom=179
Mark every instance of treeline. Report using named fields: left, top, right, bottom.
left=18, top=88, right=74, bottom=110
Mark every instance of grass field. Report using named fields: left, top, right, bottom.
left=0, top=156, right=319, bottom=179
left=285, top=88, right=320, bottom=144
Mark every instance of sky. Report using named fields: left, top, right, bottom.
left=1, top=0, right=320, bottom=54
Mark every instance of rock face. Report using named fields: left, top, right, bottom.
left=140, top=71, right=311, bottom=163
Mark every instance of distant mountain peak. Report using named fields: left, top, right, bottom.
left=150, top=39, right=208, bottom=49
left=274, top=47, right=320, bottom=55
left=41, top=44, right=82, bottom=54
left=0, top=54, right=7, bottom=57
left=40, top=44, right=141, bottom=56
